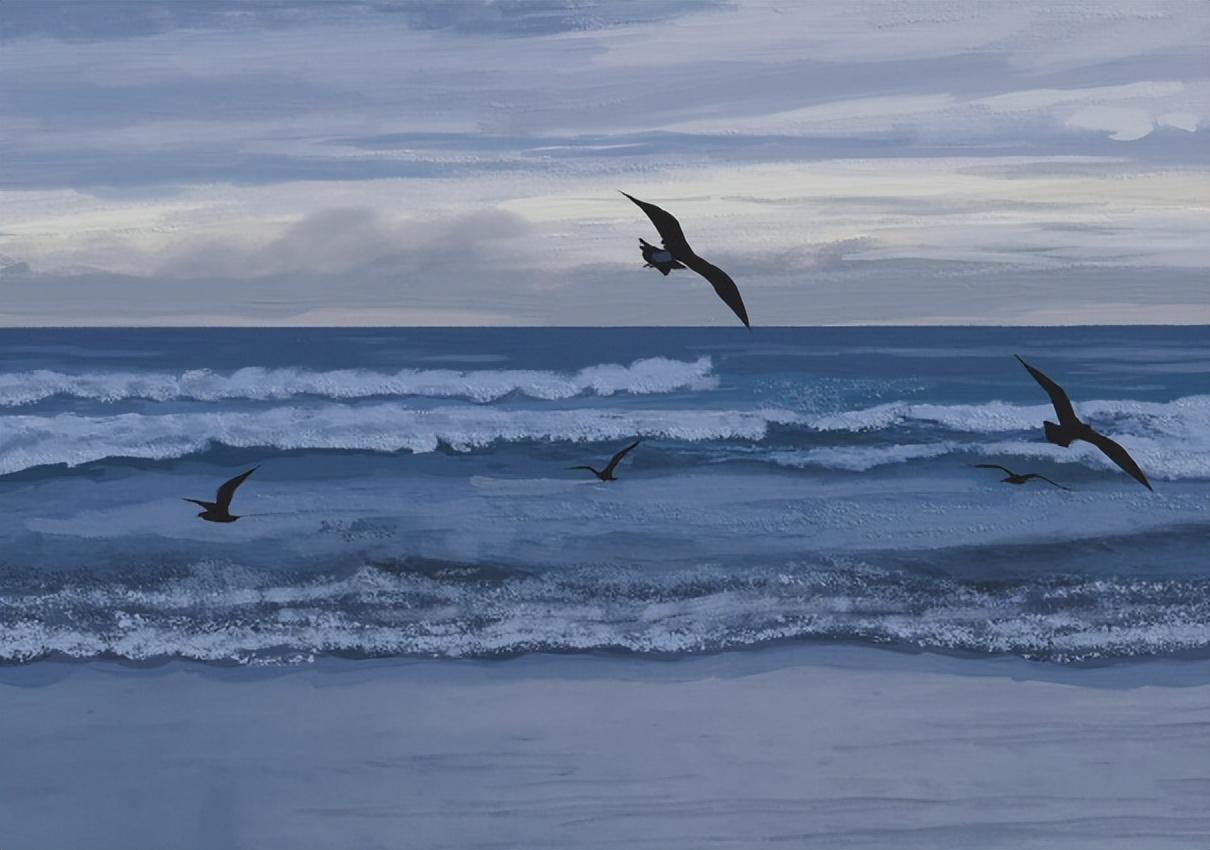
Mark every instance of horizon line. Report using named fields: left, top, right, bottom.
left=0, top=322, right=1207, bottom=331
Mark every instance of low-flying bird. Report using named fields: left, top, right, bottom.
left=1015, top=355, right=1152, bottom=490
left=974, top=464, right=1068, bottom=490
left=621, top=192, right=750, bottom=328
left=184, top=467, right=258, bottom=522
left=568, top=438, right=641, bottom=482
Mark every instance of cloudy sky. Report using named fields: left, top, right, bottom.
left=1, top=0, right=1207, bottom=326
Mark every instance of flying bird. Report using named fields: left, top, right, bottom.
left=621, top=192, right=750, bottom=328
left=568, top=438, right=641, bottom=482
left=974, top=464, right=1068, bottom=490
left=1015, top=355, right=1152, bottom=490
left=184, top=467, right=258, bottom=522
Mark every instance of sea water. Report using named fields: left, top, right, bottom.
left=0, top=326, right=1206, bottom=664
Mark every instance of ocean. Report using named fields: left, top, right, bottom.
left=1, top=326, right=1206, bottom=666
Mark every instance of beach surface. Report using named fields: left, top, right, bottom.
left=2, top=646, right=1207, bottom=850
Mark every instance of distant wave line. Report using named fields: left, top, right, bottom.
left=0, top=357, right=718, bottom=406
left=0, top=403, right=800, bottom=475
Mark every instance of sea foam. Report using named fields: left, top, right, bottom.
left=0, top=404, right=800, bottom=475
left=0, top=357, right=717, bottom=406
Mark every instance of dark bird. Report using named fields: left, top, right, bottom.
left=568, top=438, right=641, bottom=482
left=621, top=192, right=750, bottom=327
left=639, top=238, right=685, bottom=275
left=974, top=464, right=1068, bottom=490
left=1015, top=355, right=1152, bottom=490
left=184, top=467, right=258, bottom=522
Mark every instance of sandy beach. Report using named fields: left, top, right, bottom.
left=2, top=646, right=1206, bottom=850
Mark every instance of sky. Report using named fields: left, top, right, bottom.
left=1, top=0, right=1207, bottom=326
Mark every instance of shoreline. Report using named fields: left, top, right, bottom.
left=3, top=644, right=1206, bottom=849
left=4, top=641, right=1210, bottom=688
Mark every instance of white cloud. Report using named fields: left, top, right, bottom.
left=1066, top=105, right=1157, bottom=141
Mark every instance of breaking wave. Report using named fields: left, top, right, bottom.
left=2, top=559, right=1206, bottom=665
left=805, top=395, right=1209, bottom=437
left=0, top=357, right=717, bottom=406
left=0, top=404, right=800, bottom=475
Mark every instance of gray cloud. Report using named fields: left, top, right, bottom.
left=1, top=0, right=1205, bottom=325
left=0, top=0, right=720, bottom=42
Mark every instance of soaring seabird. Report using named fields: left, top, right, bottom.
left=974, top=464, right=1068, bottom=490
left=621, top=192, right=750, bottom=328
left=184, top=467, right=258, bottom=522
left=1015, top=355, right=1152, bottom=490
left=569, top=438, right=641, bottom=482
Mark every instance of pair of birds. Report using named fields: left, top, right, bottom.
left=977, top=355, right=1151, bottom=491
left=185, top=441, right=645, bottom=524
left=186, top=356, right=1150, bottom=524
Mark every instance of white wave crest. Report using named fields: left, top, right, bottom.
left=0, top=404, right=800, bottom=475
left=2, top=561, right=1205, bottom=664
left=791, top=395, right=1210, bottom=481
left=806, top=394, right=1210, bottom=436
left=769, top=443, right=957, bottom=472
left=766, top=437, right=1209, bottom=480
left=0, top=357, right=717, bottom=406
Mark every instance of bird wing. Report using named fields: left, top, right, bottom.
left=567, top=465, right=600, bottom=475
left=974, top=464, right=1015, bottom=476
left=680, top=255, right=750, bottom=328
left=1022, top=474, right=1069, bottom=490
left=603, top=438, right=641, bottom=477
left=1083, top=430, right=1153, bottom=490
left=215, top=467, right=258, bottom=509
left=183, top=498, right=217, bottom=510
left=1015, top=355, right=1078, bottom=427
left=620, top=192, right=689, bottom=253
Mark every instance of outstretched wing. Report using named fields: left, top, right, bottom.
left=1083, top=431, right=1152, bottom=491
left=974, top=464, right=1015, bottom=476
left=681, top=255, right=750, bottom=328
left=620, top=192, right=689, bottom=253
left=1015, top=355, right=1078, bottom=427
left=215, top=467, right=258, bottom=510
left=1022, top=474, right=1069, bottom=490
left=603, top=439, right=641, bottom=477
left=183, top=498, right=217, bottom=510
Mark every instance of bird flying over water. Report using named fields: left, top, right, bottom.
left=569, top=438, right=641, bottom=482
left=184, top=467, right=258, bottom=522
left=974, top=464, right=1068, bottom=490
left=621, top=192, right=750, bottom=328
left=1015, top=355, right=1152, bottom=490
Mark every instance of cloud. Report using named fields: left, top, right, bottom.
left=156, top=207, right=531, bottom=280
left=0, top=0, right=1206, bottom=325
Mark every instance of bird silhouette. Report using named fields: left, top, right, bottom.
left=568, top=438, right=641, bottom=482
left=1015, top=355, right=1151, bottom=490
left=621, top=192, right=750, bottom=327
left=639, top=238, right=685, bottom=275
left=974, top=464, right=1068, bottom=490
left=184, top=467, right=258, bottom=522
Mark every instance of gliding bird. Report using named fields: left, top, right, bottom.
left=1015, top=355, right=1152, bottom=490
left=974, top=464, right=1068, bottom=490
left=184, top=467, right=259, bottom=523
left=621, top=192, right=750, bottom=328
left=569, top=438, right=641, bottom=482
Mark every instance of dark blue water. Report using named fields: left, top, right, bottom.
left=1, top=326, right=1206, bottom=664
